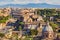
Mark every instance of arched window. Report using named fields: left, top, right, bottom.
left=44, top=32, right=48, bottom=37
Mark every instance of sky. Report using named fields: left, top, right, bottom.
left=0, top=0, right=60, bottom=5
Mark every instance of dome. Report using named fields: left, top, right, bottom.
left=42, top=23, right=53, bottom=33
left=42, top=21, right=53, bottom=32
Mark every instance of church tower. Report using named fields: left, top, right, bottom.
left=42, top=21, right=54, bottom=40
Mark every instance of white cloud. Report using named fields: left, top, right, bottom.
left=0, top=0, right=60, bottom=5
left=46, top=0, right=60, bottom=5
left=12, top=0, right=41, bottom=4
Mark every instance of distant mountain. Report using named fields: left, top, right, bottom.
left=0, top=3, right=60, bottom=8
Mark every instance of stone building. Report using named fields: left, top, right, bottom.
left=42, top=22, right=54, bottom=40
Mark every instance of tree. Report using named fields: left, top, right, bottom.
left=18, top=26, right=22, bottom=31
left=31, top=29, right=38, bottom=35
left=19, top=22, right=24, bottom=25
left=0, top=33, right=4, bottom=38
left=0, top=16, right=9, bottom=23
left=49, top=22, right=58, bottom=31
left=13, top=34, right=18, bottom=40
